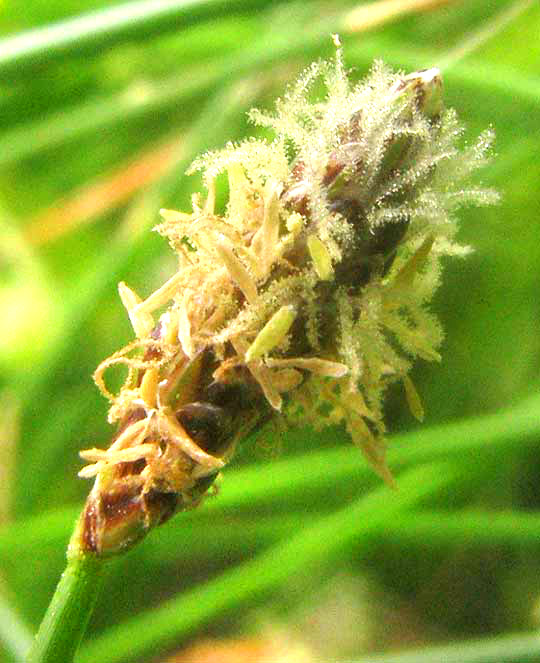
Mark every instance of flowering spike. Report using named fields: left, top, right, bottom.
left=79, top=51, right=496, bottom=555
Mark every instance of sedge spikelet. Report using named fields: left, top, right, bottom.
left=75, top=49, right=496, bottom=556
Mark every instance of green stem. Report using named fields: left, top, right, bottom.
left=26, top=553, right=107, bottom=663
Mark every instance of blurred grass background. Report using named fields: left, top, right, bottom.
left=1, top=1, right=540, bottom=661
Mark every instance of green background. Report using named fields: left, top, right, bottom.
left=1, top=1, right=540, bottom=661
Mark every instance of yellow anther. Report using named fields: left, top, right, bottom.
left=140, top=367, right=159, bottom=409
left=403, top=374, right=424, bottom=422
left=307, top=235, right=333, bottom=280
left=245, top=305, right=296, bottom=362
left=265, top=357, right=349, bottom=378
left=215, top=235, right=258, bottom=305
left=286, top=212, right=304, bottom=234
left=118, top=281, right=155, bottom=338
left=163, top=312, right=179, bottom=346
left=261, top=185, right=281, bottom=272
left=393, top=235, right=435, bottom=287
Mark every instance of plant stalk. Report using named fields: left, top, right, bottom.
left=26, top=550, right=107, bottom=663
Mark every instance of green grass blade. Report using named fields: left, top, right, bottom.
left=381, top=509, right=540, bottom=548
left=0, top=24, right=328, bottom=168
left=0, top=0, right=283, bottom=79
left=359, top=630, right=540, bottom=663
left=0, top=67, right=218, bottom=169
